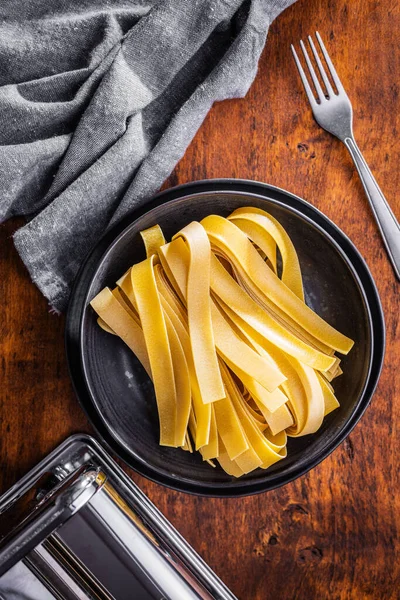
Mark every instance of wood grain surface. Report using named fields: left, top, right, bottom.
left=1, top=0, right=399, bottom=598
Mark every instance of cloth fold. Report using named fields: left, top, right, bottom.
left=0, top=0, right=297, bottom=311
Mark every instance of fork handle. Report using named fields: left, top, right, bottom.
left=344, top=136, right=400, bottom=280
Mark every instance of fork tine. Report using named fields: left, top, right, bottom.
left=299, top=39, right=325, bottom=103
left=308, top=35, right=335, bottom=97
left=315, top=31, right=344, bottom=93
left=291, top=45, right=316, bottom=107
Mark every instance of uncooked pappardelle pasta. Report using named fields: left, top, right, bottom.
left=90, top=207, right=354, bottom=477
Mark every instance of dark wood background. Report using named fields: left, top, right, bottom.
left=1, top=0, right=399, bottom=598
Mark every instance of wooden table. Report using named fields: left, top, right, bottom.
left=1, top=0, right=399, bottom=597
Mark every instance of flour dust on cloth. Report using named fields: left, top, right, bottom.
left=0, top=0, right=297, bottom=311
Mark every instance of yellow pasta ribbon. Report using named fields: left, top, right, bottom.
left=200, top=406, right=219, bottom=460
left=172, top=222, right=225, bottom=404
left=129, top=257, right=177, bottom=447
left=140, top=224, right=166, bottom=258
left=228, top=207, right=304, bottom=301
left=155, top=265, right=211, bottom=449
left=90, top=287, right=151, bottom=376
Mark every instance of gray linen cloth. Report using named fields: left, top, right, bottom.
left=0, top=0, right=296, bottom=311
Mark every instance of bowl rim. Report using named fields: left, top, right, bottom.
left=65, top=179, right=385, bottom=497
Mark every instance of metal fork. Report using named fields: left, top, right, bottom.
left=292, top=32, right=400, bottom=280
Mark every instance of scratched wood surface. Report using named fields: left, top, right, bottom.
left=1, top=0, right=399, bottom=598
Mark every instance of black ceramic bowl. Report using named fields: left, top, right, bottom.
left=66, top=180, right=385, bottom=496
